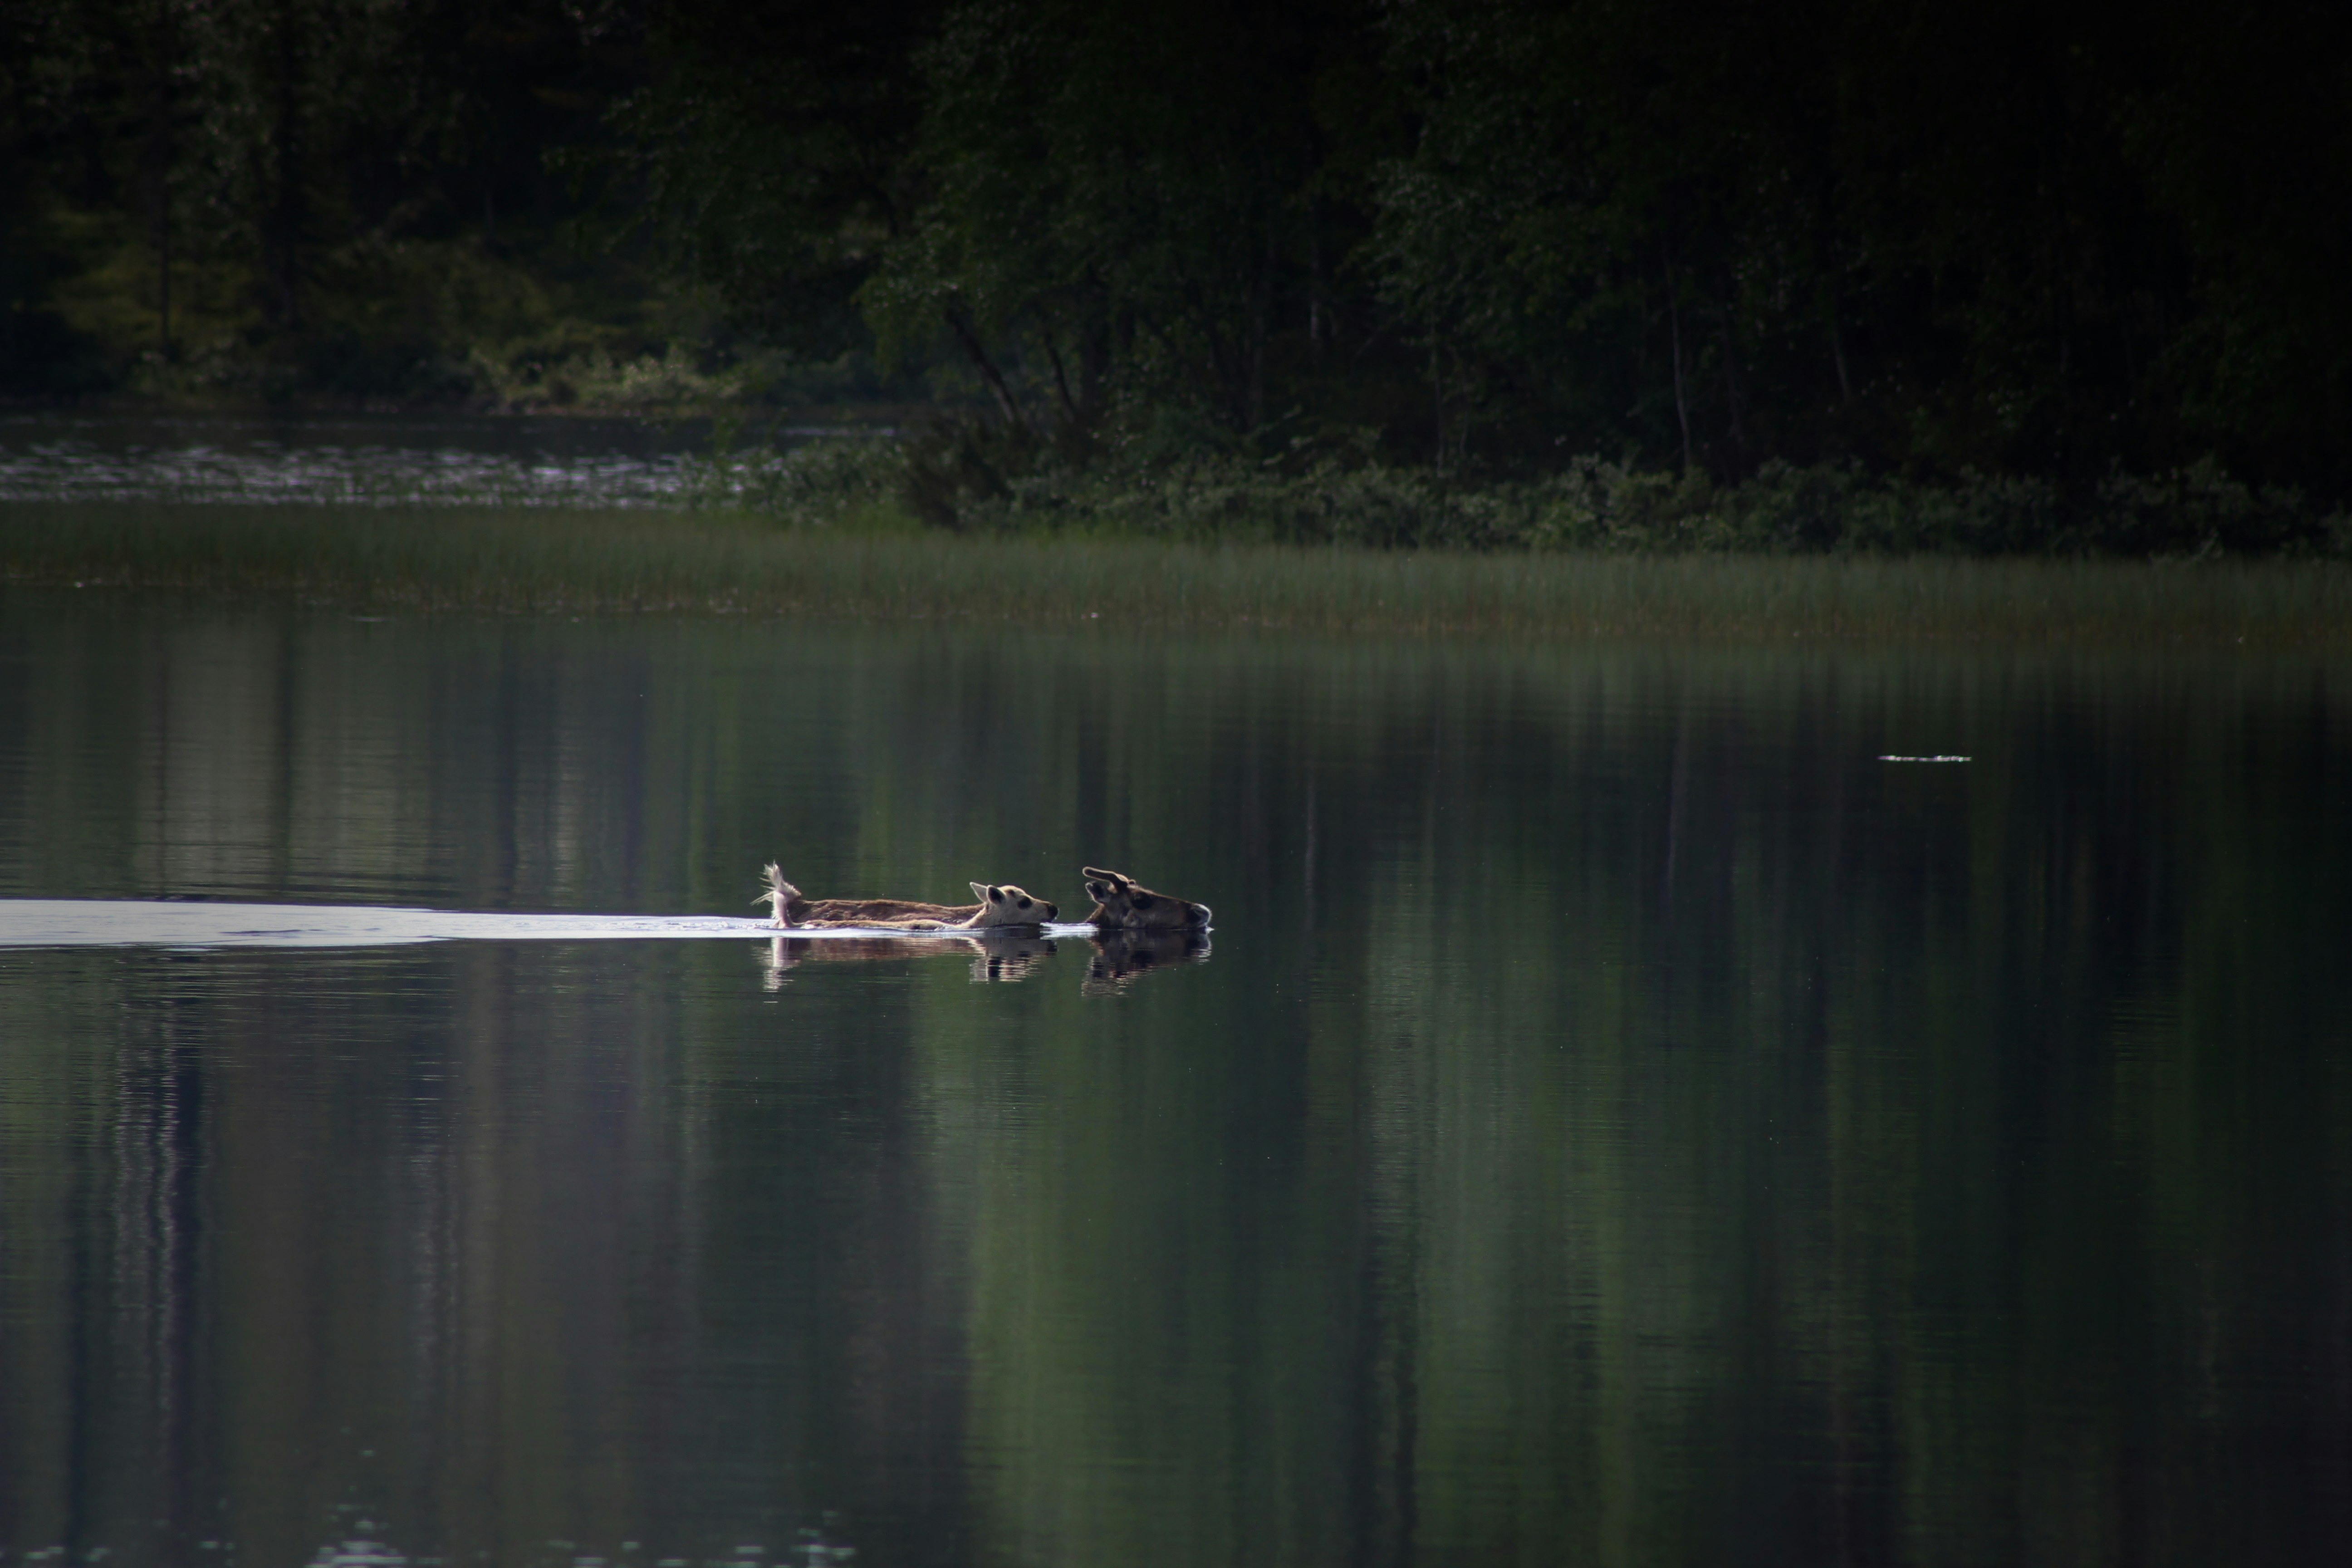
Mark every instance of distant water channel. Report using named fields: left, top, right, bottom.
left=0, top=411, right=841, bottom=507
left=1, top=592, right=2348, bottom=1568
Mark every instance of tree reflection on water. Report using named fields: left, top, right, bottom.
left=0, top=598, right=2346, bottom=1568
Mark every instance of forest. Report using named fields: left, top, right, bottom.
left=4, top=0, right=2349, bottom=549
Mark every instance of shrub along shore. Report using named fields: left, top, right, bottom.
left=4, top=500, right=2347, bottom=646
left=724, top=434, right=2352, bottom=557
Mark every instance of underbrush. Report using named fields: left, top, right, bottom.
left=5, top=502, right=2348, bottom=645
left=825, top=426, right=2350, bottom=558
left=680, top=436, right=914, bottom=526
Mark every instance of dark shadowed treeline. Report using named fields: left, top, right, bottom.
left=7, top=0, right=2350, bottom=520
left=565, top=0, right=2352, bottom=506
left=0, top=0, right=656, bottom=402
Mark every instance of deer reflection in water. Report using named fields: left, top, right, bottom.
left=759, top=931, right=1063, bottom=990
left=755, top=927, right=1211, bottom=995
left=1081, top=928, right=1213, bottom=996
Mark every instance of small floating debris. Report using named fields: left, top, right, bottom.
left=1878, top=755, right=1970, bottom=763
left=309, top=1544, right=406, bottom=1568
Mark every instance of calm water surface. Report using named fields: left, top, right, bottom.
left=1, top=592, right=2348, bottom=1568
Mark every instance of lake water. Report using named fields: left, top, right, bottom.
left=2, top=589, right=2348, bottom=1568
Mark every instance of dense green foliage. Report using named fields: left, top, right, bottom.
left=617, top=0, right=2352, bottom=506
left=7, top=0, right=2349, bottom=530
left=0, top=0, right=702, bottom=404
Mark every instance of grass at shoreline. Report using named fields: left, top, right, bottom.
left=3, top=501, right=2348, bottom=645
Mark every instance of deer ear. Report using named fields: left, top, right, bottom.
left=970, top=882, right=990, bottom=901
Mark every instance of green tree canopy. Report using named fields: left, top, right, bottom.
left=8, top=0, right=2349, bottom=502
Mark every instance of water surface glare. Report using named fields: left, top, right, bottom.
left=2, top=589, right=2348, bottom=1568
left=0, top=900, right=1064, bottom=947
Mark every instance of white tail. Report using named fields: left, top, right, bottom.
left=756, top=862, right=801, bottom=928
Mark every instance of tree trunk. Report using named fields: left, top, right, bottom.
left=1665, top=255, right=1692, bottom=474
left=1828, top=286, right=1852, bottom=406
left=146, top=27, right=173, bottom=362
left=1042, top=331, right=1079, bottom=427
left=945, top=304, right=1024, bottom=429
left=1247, top=192, right=1276, bottom=431
left=1307, top=196, right=1324, bottom=366
left=1718, top=289, right=1746, bottom=457
left=148, top=0, right=184, bottom=362
left=265, top=0, right=304, bottom=331
left=156, top=178, right=171, bottom=360
left=1431, top=335, right=1445, bottom=472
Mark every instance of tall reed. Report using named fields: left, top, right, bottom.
left=4, top=502, right=2347, bottom=644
